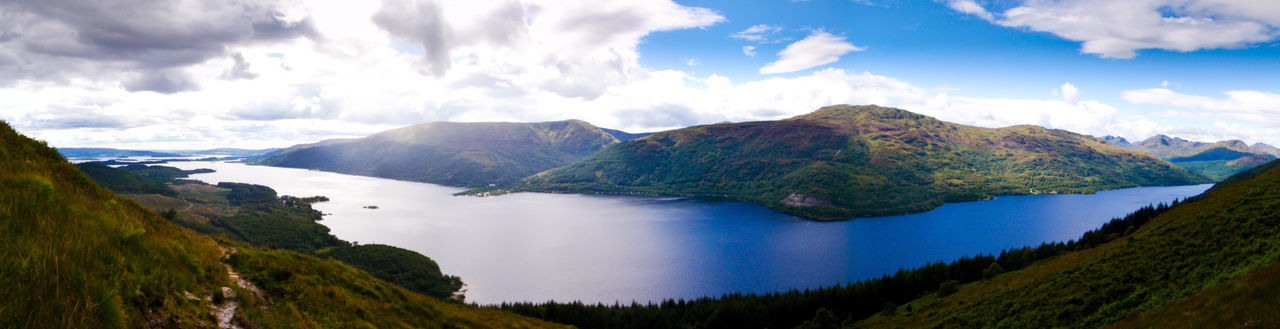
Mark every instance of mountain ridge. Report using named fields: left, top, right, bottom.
left=257, top=120, right=639, bottom=187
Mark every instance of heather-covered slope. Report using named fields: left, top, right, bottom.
left=0, top=121, right=565, bottom=328
left=522, top=105, right=1207, bottom=219
left=258, top=120, right=625, bottom=187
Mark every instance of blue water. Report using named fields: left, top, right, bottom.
left=168, top=161, right=1211, bottom=304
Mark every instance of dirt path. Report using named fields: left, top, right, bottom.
left=210, top=246, right=261, bottom=329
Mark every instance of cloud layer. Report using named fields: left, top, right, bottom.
left=0, top=0, right=1276, bottom=149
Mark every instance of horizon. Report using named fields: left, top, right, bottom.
left=3, top=0, right=1280, bottom=149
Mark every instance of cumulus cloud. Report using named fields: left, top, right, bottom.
left=949, top=0, right=1280, bottom=58
left=760, top=31, right=863, bottom=74
left=742, top=45, right=757, bottom=57
left=1059, top=82, right=1080, bottom=104
left=731, top=24, right=784, bottom=43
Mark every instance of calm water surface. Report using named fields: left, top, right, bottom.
left=168, top=161, right=1211, bottom=304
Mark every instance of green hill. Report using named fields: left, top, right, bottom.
left=521, top=105, right=1208, bottom=219
left=0, top=121, right=566, bottom=328
left=855, top=159, right=1280, bottom=328
left=257, top=120, right=630, bottom=187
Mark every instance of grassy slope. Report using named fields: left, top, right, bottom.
left=523, top=105, right=1207, bottom=219
left=258, top=119, right=622, bottom=187
left=855, top=159, right=1280, bottom=328
left=0, top=121, right=565, bottom=328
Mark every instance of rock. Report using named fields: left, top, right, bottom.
left=183, top=291, right=200, bottom=302
left=221, top=287, right=236, bottom=300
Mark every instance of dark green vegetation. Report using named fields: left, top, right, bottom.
left=55, top=147, right=179, bottom=158
left=81, top=163, right=468, bottom=301
left=0, top=121, right=564, bottom=328
left=856, top=158, right=1280, bottom=328
left=75, top=162, right=176, bottom=196
left=494, top=202, right=1182, bottom=329
left=258, top=119, right=635, bottom=187
left=523, top=105, right=1207, bottom=219
left=319, top=244, right=464, bottom=301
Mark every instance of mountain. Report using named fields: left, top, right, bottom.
left=257, top=120, right=633, bottom=187
left=1116, top=137, right=1280, bottom=181
left=856, top=159, right=1280, bottom=328
left=1102, top=135, right=1130, bottom=147
left=0, top=121, right=564, bottom=328
left=520, top=105, right=1208, bottom=220
left=170, top=148, right=281, bottom=157
left=55, top=147, right=180, bottom=158
left=1113, top=134, right=1280, bottom=159
left=1165, top=147, right=1277, bottom=181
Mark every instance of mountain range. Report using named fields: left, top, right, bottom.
left=1106, top=135, right=1279, bottom=180
left=256, top=120, right=636, bottom=187
left=1105, top=134, right=1280, bottom=159
left=520, top=105, right=1207, bottom=219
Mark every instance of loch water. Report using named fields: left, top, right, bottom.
left=167, top=161, right=1211, bottom=304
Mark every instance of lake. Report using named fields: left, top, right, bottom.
left=166, top=161, right=1211, bottom=304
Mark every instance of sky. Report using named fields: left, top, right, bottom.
left=2, top=0, right=1280, bottom=149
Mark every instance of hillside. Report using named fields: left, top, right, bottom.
left=0, top=121, right=565, bottom=328
left=1166, top=146, right=1278, bottom=181
left=257, top=120, right=629, bottom=187
left=855, top=159, right=1280, bottom=328
left=521, top=105, right=1208, bottom=219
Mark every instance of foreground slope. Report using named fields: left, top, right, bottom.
left=523, top=105, right=1206, bottom=219
left=856, top=160, right=1280, bottom=328
left=0, top=122, right=565, bottom=328
left=258, top=120, right=623, bottom=187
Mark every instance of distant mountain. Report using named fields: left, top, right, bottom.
left=521, top=105, right=1208, bottom=220
left=1112, top=134, right=1279, bottom=159
left=857, top=158, right=1280, bottom=328
left=0, top=121, right=564, bottom=328
left=257, top=120, right=639, bottom=187
left=55, top=147, right=179, bottom=158
left=170, top=147, right=281, bottom=157
left=1107, top=135, right=1280, bottom=181
left=1102, top=135, right=1131, bottom=147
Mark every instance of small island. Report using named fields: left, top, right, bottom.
left=363, top=205, right=379, bottom=209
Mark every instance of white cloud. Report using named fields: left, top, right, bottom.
left=946, top=0, right=993, bottom=21
left=742, top=45, right=757, bottom=57
left=759, top=31, right=863, bottom=74
left=1060, top=82, right=1080, bottom=104
left=730, top=24, right=784, bottom=43
left=685, top=58, right=699, bottom=66
left=949, top=0, right=1280, bottom=59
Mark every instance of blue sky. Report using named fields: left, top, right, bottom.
left=2, top=0, right=1280, bottom=148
